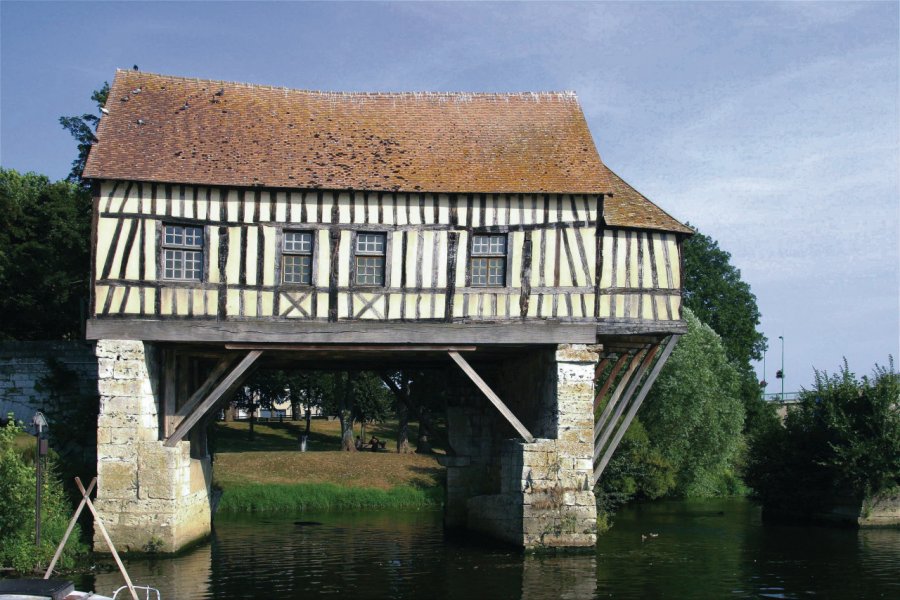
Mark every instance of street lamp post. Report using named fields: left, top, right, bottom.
left=32, top=411, right=48, bottom=547
left=778, top=336, right=785, bottom=403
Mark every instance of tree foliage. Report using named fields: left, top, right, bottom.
left=0, top=169, right=91, bottom=340
left=682, top=227, right=766, bottom=366
left=745, top=358, right=900, bottom=513
left=641, top=308, right=746, bottom=496
left=59, top=82, right=109, bottom=188
left=0, top=417, right=86, bottom=573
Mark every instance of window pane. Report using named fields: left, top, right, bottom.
left=356, top=233, right=385, bottom=255
left=184, top=250, right=202, bottom=280
left=183, top=227, right=203, bottom=248
left=471, top=257, right=505, bottom=286
left=356, top=256, right=385, bottom=285
left=472, top=234, right=506, bottom=255
left=471, top=257, right=488, bottom=286
left=283, top=255, right=312, bottom=284
left=164, top=224, right=202, bottom=248
left=284, top=232, right=312, bottom=253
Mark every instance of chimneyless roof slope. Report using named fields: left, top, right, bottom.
left=84, top=70, right=612, bottom=195
left=602, top=167, right=692, bottom=234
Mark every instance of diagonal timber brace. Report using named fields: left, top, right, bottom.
left=593, top=335, right=680, bottom=485
left=164, top=350, right=264, bottom=447
left=594, top=345, right=658, bottom=462
left=448, top=351, right=535, bottom=443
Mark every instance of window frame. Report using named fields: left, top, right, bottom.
left=159, top=222, right=205, bottom=282
left=468, top=232, right=509, bottom=288
left=280, top=230, right=315, bottom=287
left=351, top=231, right=389, bottom=288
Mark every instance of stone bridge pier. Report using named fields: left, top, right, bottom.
left=445, top=345, right=598, bottom=548
left=93, top=340, right=599, bottom=552
left=95, top=340, right=211, bottom=553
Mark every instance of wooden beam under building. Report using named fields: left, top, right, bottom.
left=164, top=350, right=263, bottom=447
left=448, top=351, right=535, bottom=443
left=593, top=334, right=681, bottom=484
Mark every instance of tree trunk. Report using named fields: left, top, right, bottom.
left=360, top=421, right=367, bottom=445
left=248, top=405, right=256, bottom=441
left=416, top=405, right=433, bottom=454
left=397, top=401, right=411, bottom=453
left=305, top=407, right=311, bottom=436
left=338, top=373, right=356, bottom=452
left=224, top=405, right=236, bottom=422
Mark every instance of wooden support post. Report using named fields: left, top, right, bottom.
left=44, top=478, right=96, bottom=579
left=448, top=351, right=535, bottom=443
left=74, top=477, right=138, bottom=600
left=593, top=335, right=680, bottom=484
left=593, top=345, right=658, bottom=464
left=594, top=353, right=630, bottom=412
left=173, top=354, right=240, bottom=432
left=594, top=349, right=647, bottom=442
left=164, top=350, right=263, bottom=447
left=162, top=350, right=177, bottom=438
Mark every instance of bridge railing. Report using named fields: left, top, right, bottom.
left=763, top=392, right=801, bottom=403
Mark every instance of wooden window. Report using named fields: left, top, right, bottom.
left=162, top=224, right=203, bottom=281
left=470, top=234, right=506, bottom=287
left=355, top=233, right=386, bottom=286
left=282, top=231, right=313, bottom=285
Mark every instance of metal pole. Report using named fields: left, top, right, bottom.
left=33, top=411, right=47, bottom=547
left=35, top=429, right=41, bottom=546
left=779, top=335, right=785, bottom=403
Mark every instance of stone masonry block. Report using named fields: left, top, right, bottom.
left=555, top=344, right=600, bottom=364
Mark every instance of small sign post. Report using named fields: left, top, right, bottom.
left=32, top=411, right=48, bottom=547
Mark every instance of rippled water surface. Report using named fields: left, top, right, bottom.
left=77, top=499, right=899, bottom=599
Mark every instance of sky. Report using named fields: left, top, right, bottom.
left=1, top=1, right=898, bottom=392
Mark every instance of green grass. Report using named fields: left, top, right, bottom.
left=217, top=481, right=443, bottom=513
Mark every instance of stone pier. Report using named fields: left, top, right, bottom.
left=449, top=344, right=599, bottom=548
left=94, top=340, right=211, bottom=553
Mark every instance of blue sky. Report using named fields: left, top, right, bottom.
left=2, top=1, right=898, bottom=390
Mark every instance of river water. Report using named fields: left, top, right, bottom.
left=78, top=498, right=899, bottom=599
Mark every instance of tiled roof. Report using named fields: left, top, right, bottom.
left=84, top=70, right=611, bottom=195
left=603, top=167, right=692, bottom=234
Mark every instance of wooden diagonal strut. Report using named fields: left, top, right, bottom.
left=594, top=349, right=646, bottom=441
left=593, top=345, right=658, bottom=463
left=594, top=353, right=629, bottom=412
left=593, top=334, right=681, bottom=485
left=164, top=350, right=264, bottom=447
left=43, top=478, right=138, bottom=600
left=448, top=351, right=535, bottom=443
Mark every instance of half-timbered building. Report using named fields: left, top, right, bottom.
left=83, top=70, right=691, bottom=552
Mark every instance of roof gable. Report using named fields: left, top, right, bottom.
left=84, top=70, right=611, bottom=195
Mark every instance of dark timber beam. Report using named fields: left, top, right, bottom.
left=87, top=318, right=599, bottom=345
left=448, top=351, right=535, bottom=443
left=593, top=348, right=650, bottom=444
left=168, top=353, right=240, bottom=434
left=593, top=334, right=681, bottom=484
left=164, top=350, right=263, bottom=447
left=594, top=352, right=630, bottom=412
left=593, top=345, right=658, bottom=463
left=224, top=344, right=476, bottom=352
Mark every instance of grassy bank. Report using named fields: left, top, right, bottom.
left=217, top=482, right=442, bottom=513
left=211, top=419, right=446, bottom=513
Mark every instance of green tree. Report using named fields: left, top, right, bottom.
left=59, top=82, right=109, bottom=188
left=745, top=358, right=900, bottom=514
left=641, top=308, right=746, bottom=496
left=682, top=227, right=765, bottom=365
left=682, top=227, right=778, bottom=439
left=0, top=417, right=86, bottom=573
left=0, top=169, right=91, bottom=340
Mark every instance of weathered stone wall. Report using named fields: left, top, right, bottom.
left=0, top=341, right=97, bottom=423
left=94, top=339, right=211, bottom=553
left=465, top=344, right=599, bottom=548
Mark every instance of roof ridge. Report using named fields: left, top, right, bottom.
left=115, top=69, right=579, bottom=102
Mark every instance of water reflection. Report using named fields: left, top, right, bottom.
left=71, top=500, right=899, bottom=599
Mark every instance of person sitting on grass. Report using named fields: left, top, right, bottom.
left=355, top=435, right=363, bottom=450
left=368, top=436, right=380, bottom=452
